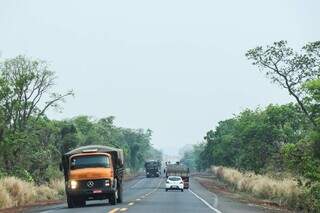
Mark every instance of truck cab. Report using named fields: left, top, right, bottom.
left=61, top=145, right=124, bottom=208
left=145, top=160, right=161, bottom=178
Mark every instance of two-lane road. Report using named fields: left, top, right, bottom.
left=27, top=176, right=285, bottom=213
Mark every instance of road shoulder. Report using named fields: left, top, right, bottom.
left=191, top=174, right=292, bottom=213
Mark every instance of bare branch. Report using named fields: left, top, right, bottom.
left=246, top=41, right=320, bottom=128
left=36, top=91, right=74, bottom=120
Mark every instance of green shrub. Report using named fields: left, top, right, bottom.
left=303, top=183, right=320, bottom=212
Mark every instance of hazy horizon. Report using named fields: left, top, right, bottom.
left=1, top=0, right=319, bottom=155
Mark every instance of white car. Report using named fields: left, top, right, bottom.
left=165, top=176, right=184, bottom=192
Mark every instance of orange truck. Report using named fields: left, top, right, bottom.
left=61, top=145, right=124, bottom=208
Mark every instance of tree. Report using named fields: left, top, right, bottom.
left=180, top=143, right=205, bottom=171
left=59, top=121, right=79, bottom=154
left=70, top=116, right=154, bottom=171
left=146, top=147, right=163, bottom=161
left=303, top=79, right=320, bottom=157
left=304, top=79, right=320, bottom=125
left=198, top=104, right=306, bottom=173
left=246, top=41, right=320, bottom=127
left=0, top=55, right=73, bottom=132
left=0, top=55, right=73, bottom=178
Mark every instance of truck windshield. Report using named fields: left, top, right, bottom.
left=70, top=155, right=110, bottom=170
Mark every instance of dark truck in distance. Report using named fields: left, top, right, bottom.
left=61, top=145, right=124, bottom=208
left=165, top=162, right=190, bottom=189
left=144, top=160, right=161, bottom=178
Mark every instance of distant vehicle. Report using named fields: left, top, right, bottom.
left=61, top=145, right=124, bottom=208
left=165, top=162, right=190, bottom=189
left=144, top=160, right=161, bottom=178
left=165, top=176, right=184, bottom=192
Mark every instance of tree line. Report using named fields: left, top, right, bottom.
left=182, top=41, right=320, bottom=209
left=0, top=55, right=160, bottom=183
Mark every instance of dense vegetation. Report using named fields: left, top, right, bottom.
left=0, top=55, right=160, bottom=184
left=182, top=41, right=320, bottom=211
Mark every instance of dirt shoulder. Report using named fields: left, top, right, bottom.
left=193, top=173, right=294, bottom=213
left=0, top=200, right=63, bottom=213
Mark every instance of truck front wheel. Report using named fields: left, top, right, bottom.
left=109, top=190, right=118, bottom=205
left=117, top=185, right=123, bottom=203
left=67, top=195, right=75, bottom=208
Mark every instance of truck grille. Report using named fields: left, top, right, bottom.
left=78, top=179, right=106, bottom=189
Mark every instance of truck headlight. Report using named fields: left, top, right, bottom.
left=105, top=179, right=111, bottom=187
left=70, top=180, right=77, bottom=189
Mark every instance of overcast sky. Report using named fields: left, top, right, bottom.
left=1, top=0, right=319, bottom=156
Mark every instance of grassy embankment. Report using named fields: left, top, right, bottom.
left=0, top=177, right=65, bottom=209
left=211, top=166, right=302, bottom=209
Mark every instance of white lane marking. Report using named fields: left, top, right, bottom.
left=130, top=178, right=145, bottom=189
left=191, top=178, right=219, bottom=207
left=188, top=189, right=222, bottom=213
left=210, top=191, right=219, bottom=207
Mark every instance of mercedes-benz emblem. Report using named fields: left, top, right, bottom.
left=87, top=181, right=94, bottom=188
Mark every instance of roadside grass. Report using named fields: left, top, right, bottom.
left=0, top=176, right=65, bottom=209
left=211, top=166, right=302, bottom=209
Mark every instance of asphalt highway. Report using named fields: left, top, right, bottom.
left=27, top=176, right=285, bottom=213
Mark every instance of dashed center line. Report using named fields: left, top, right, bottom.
left=108, top=208, right=120, bottom=213
left=108, top=178, right=163, bottom=213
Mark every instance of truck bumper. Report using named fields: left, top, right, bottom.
left=166, top=183, right=184, bottom=190
left=146, top=171, right=160, bottom=177
left=67, top=188, right=116, bottom=200
left=66, top=179, right=116, bottom=200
